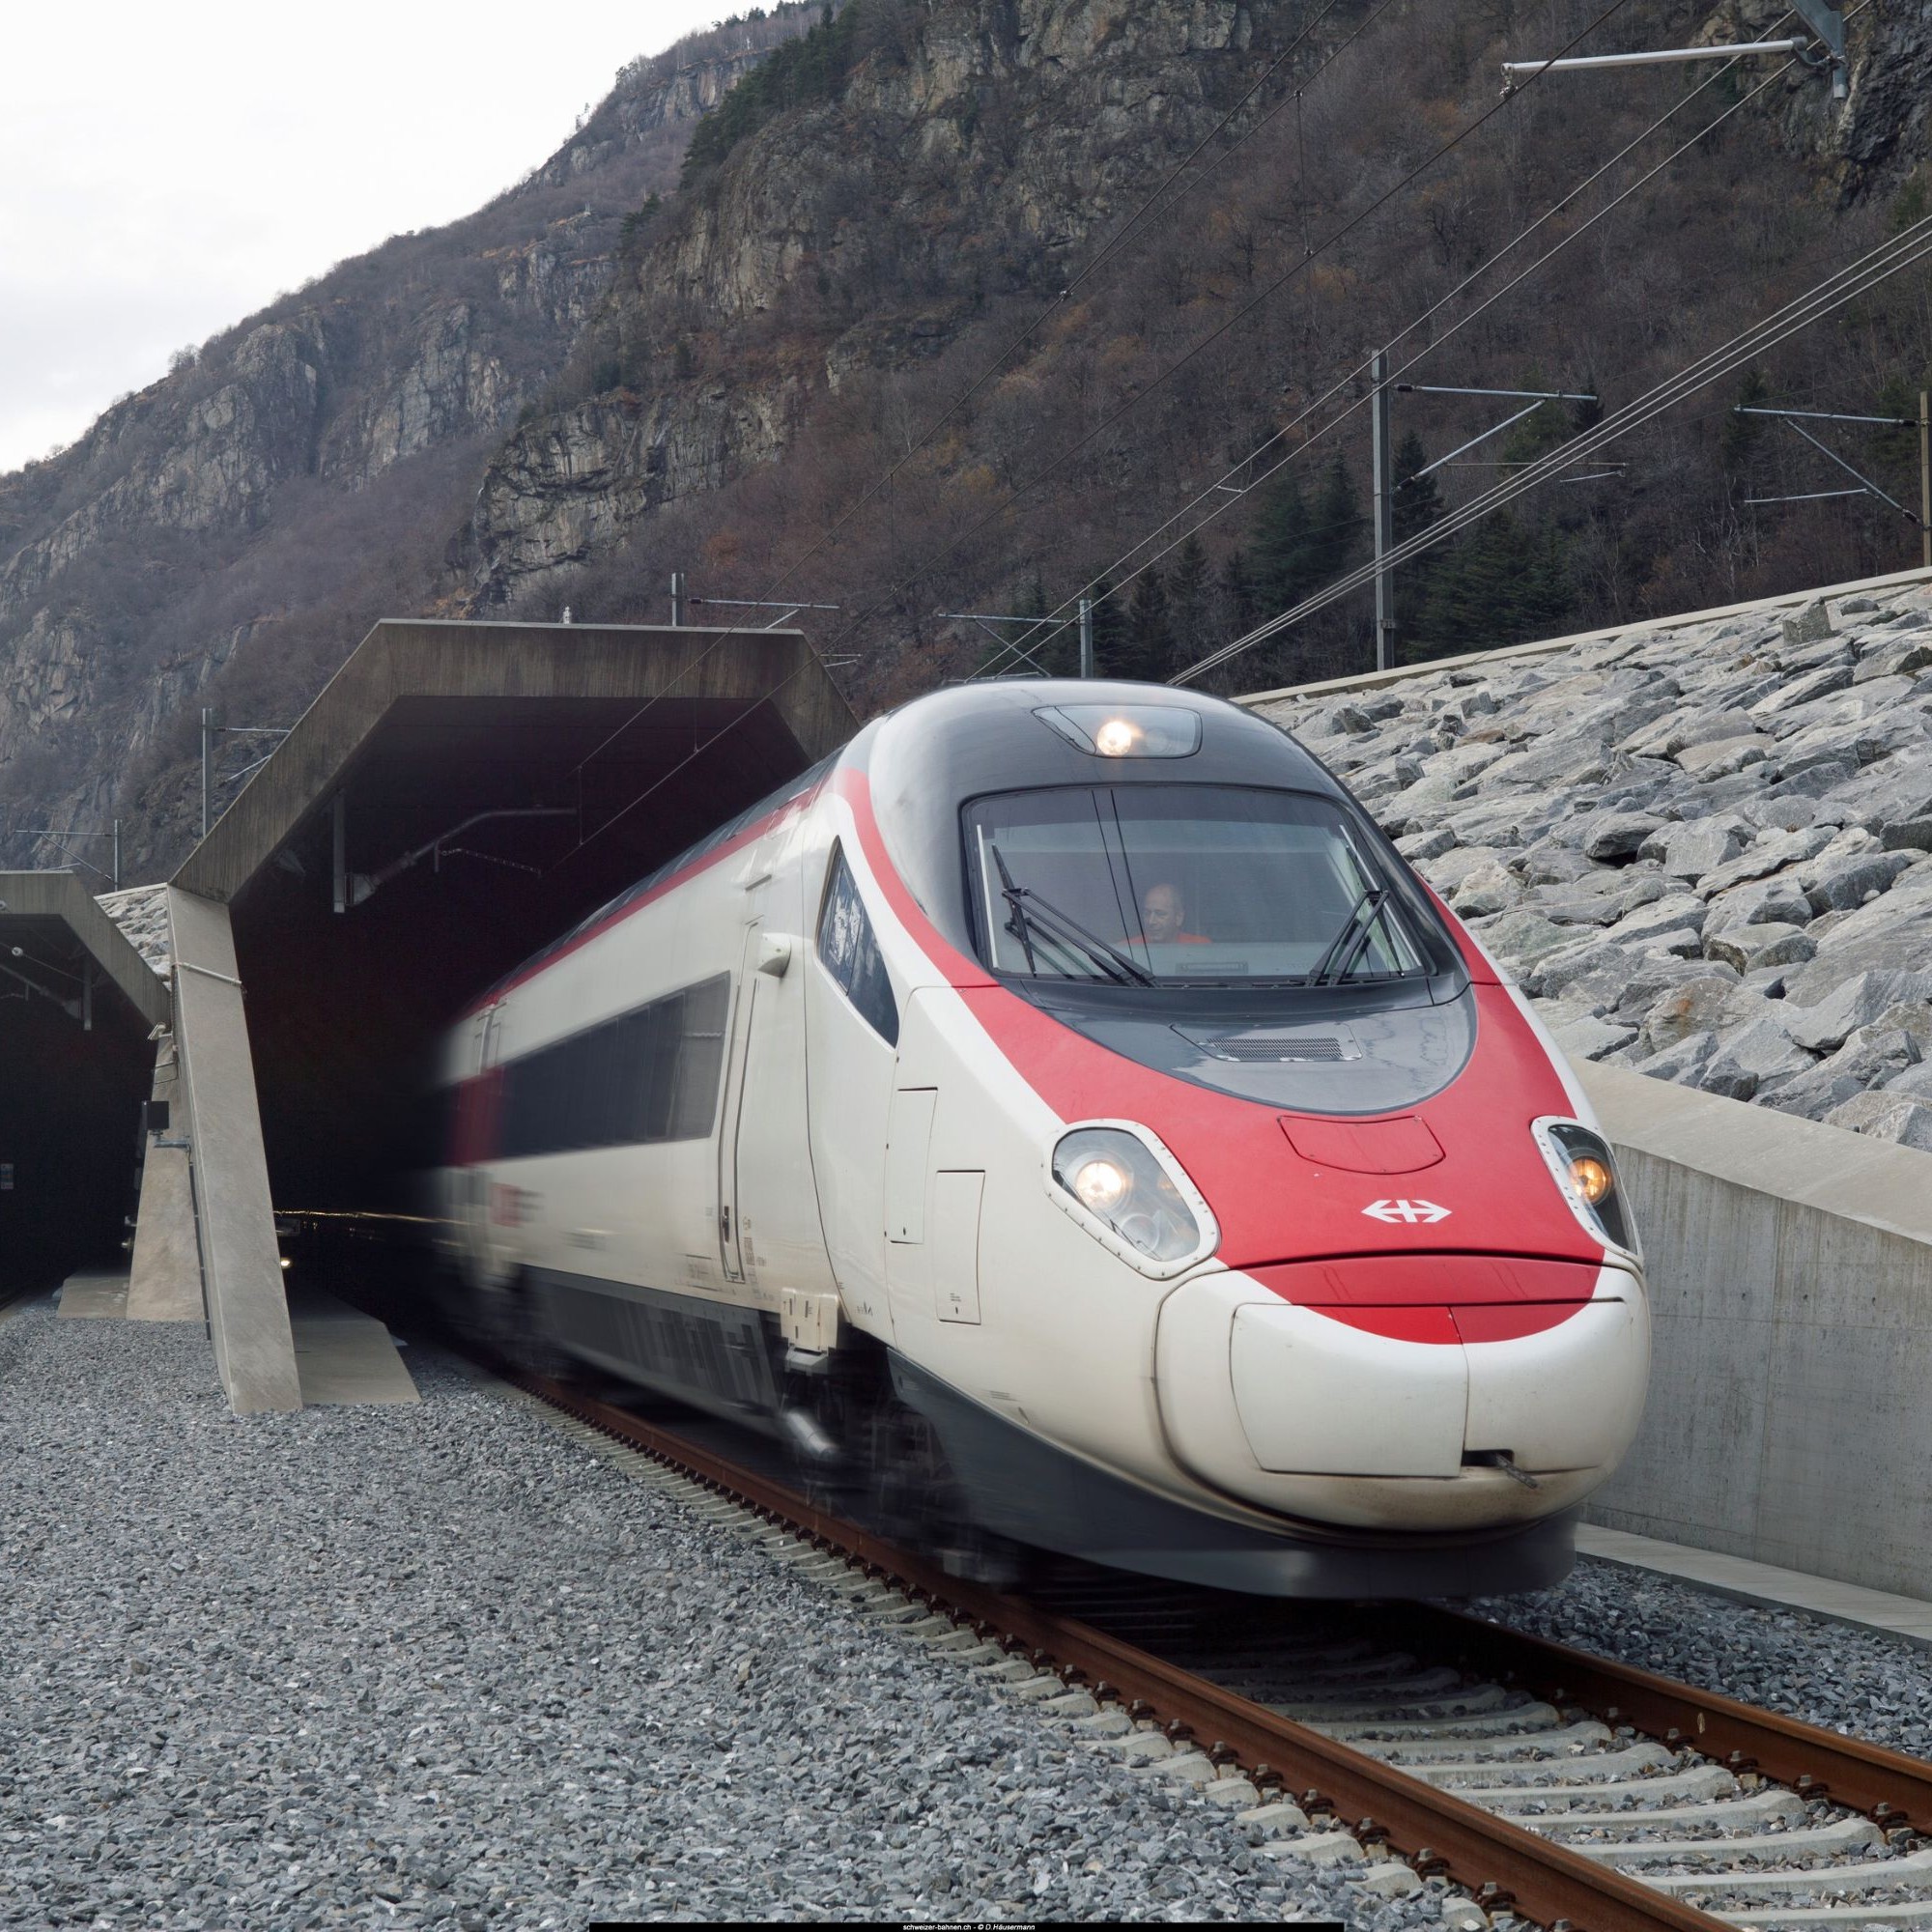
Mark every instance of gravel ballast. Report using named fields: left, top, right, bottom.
left=0, top=1303, right=1446, bottom=1929
left=1474, top=1559, right=1932, bottom=1762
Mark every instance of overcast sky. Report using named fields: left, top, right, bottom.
left=0, top=0, right=734, bottom=477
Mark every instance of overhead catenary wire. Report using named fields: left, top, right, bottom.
left=812, top=0, right=1640, bottom=670
left=971, top=11, right=1833, bottom=679
left=1172, top=209, right=1932, bottom=685
left=550, top=0, right=1393, bottom=830
left=556, top=209, right=1924, bottom=861
left=1179, top=213, right=1932, bottom=683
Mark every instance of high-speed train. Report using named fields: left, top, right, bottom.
left=429, top=679, right=1648, bottom=1596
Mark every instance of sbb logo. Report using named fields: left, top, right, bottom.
left=1361, top=1198, right=1451, bottom=1225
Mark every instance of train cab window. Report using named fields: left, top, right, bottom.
left=965, top=784, right=1424, bottom=987
left=817, top=845, right=899, bottom=1045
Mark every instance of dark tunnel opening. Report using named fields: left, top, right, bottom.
left=0, top=986, right=150, bottom=1295
left=229, top=699, right=825, bottom=1216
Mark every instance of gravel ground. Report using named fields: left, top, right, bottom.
left=1472, top=1557, right=1932, bottom=1761
left=0, top=1303, right=1447, bottom=1930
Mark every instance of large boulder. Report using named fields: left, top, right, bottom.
left=1697, top=1014, right=1817, bottom=1102
left=1450, top=861, right=1520, bottom=919
left=1641, top=814, right=1753, bottom=880
left=1607, top=894, right=1709, bottom=948
left=1784, top=972, right=1932, bottom=1052
left=1780, top=598, right=1835, bottom=646
left=1822, top=1092, right=1932, bottom=1151
left=1630, top=1029, right=1720, bottom=1084
left=1695, top=825, right=1834, bottom=897
left=1549, top=1014, right=1639, bottom=1063
left=1676, top=733, right=1773, bottom=781
left=1637, top=974, right=1740, bottom=1055
left=1704, top=875, right=1813, bottom=934
left=1481, top=908, right=1576, bottom=969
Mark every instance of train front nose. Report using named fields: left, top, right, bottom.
left=1153, top=1258, right=1648, bottom=1531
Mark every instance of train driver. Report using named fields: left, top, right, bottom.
left=1134, top=880, right=1210, bottom=947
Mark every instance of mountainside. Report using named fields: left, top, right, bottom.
left=0, top=6, right=823, bottom=878
left=4, top=0, right=1930, bottom=880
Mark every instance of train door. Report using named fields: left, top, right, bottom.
left=476, top=1004, right=520, bottom=1289
left=717, top=918, right=764, bottom=1284
left=726, top=847, right=836, bottom=1299
left=452, top=1005, right=498, bottom=1281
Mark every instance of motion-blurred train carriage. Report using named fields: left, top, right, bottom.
left=429, top=680, right=1647, bottom=1596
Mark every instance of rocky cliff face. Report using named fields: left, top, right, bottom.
left=4, top=0, right=1929, bottom=881
left=457, top=0, right=1261, bottom=607
left=1261, top=576, right=1932, bottom=1147
left=0, top=7, right=821, bottom=877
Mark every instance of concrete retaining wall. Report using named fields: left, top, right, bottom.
left=1577, top=1063, right=1932, bottom=1602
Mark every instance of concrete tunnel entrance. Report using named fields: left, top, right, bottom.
left=0, top=874, right=171, bottom=1296
left=158, top=619, right=856, bottom=1409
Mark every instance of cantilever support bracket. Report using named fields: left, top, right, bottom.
left=335, top=805, right=577, bottom=911
left=1789, top=0, right=1848, bottom=98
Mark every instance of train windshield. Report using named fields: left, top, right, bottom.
left=965, top=785, right=1424, bottom=987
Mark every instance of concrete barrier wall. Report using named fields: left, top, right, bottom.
left=1577, top=1063, right=1932, bottom=1602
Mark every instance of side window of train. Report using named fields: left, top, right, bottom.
left=496, top=973, right=732, bottom=1158
left=817, top=844, right=899, bottom=1046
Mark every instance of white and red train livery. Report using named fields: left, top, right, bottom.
left=431, top=680, right=1648, bottom=1595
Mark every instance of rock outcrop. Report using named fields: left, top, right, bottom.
left=0, top=9, right=822, bottom=877
left=1261, top=578, right=1932, bottom=1151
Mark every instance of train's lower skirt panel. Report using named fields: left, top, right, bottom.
left=532, top=1267, right=782, bottom=1434
left=889, top=1353, right=1579, bottom=1600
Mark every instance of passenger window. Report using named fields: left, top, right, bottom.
left=818, top=845, right=899, bottom=1045
left=494, top=972, right=732, bottom=1158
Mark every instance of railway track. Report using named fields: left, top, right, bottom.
left=504, top=1365, right=1932, bottom=1932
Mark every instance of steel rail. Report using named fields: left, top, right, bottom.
left=1409, top=1605, right=1932, bottom=1838
left=512, top=1370, right=1720, bottom=1932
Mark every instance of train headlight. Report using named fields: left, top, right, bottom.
left=1068, top=1153, right=1131, bottom=1214
left=1532, top=1118, right=1638, bottom=1259
left=1049, top=1125, right=1216, bottom=1275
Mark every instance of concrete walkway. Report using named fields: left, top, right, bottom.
left=55, top=1270, right=130, bottom=1320
left=1578, top=1523, right=1932, bottom=1650
left=288, top=1285, right=419, bottom=1406
left=51, top=1269, right=415, bottom=1406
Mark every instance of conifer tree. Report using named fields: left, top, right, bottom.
left=1391, top=431, right=1443, bottom=652
left=1250, top=472, right=1314, bottom=612
left=1124, top=568, right=1174, bottom=683
left=1218, top=548, right=1258, bottom=638
left=1166, top=534, right=1211, bottom=677
left=1305, top=452, right=1363, bottom=584
left=1086, top=575, right=1129, bottom=678
left=1390, top=432, right=1441, bottom=544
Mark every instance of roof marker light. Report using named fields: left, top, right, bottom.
left=1035, top=704, right=1203, bottom=758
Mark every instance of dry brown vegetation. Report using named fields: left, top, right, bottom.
left=2, top=0, right=1928, bottom=878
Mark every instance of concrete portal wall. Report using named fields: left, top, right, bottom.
left=1578, top=1064, right=1932, bottom=1602
left=167, top=888, right=300, bottom=1411
left=128, top=1037, right=203, bottom=1323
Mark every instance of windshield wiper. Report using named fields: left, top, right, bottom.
left=988, top=843, right=1156, bottom=987
left=989, top=843, right=1039, bottom=975
left=1310, top=884, right=1390, bottom=986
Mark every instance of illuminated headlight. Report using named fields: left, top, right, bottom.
left=1532, top=1118, right=1638, bottom=1257
left=1093, top=717, right=1142, bottom=757
left=1050, top=1125, right=1212, bottom=1272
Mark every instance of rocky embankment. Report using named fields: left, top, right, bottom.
left=97, top=884, right=172, bottom=983
left=1259, top=577, right=1932, bottom=1151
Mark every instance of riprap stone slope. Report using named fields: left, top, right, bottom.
left=1258, top=578, right=1932, bottom=1151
